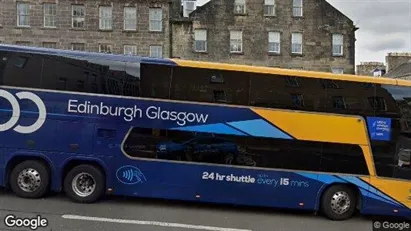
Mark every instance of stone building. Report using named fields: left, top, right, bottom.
left=170, top=0, right=357, bottom=74
left=356, top=62, right=386, bottom=76
left=384, top=53, right=411, bottom=80
left=0, top=0, right=170, bottom=58
left=0, top=0, right=357, bottom=74
left=386, top=52, right=411, bottom=72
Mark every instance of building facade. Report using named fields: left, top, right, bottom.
left=386, top=52, right=411, bottom=72
left=0, top=0, right=170, bottom=58
left=356, top=62, right=386, bottom=76
left=171, top=0, right=357, bottom=74
left=0, top=0, right=357, bottom=74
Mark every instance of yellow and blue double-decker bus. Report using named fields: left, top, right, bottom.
left=0, top=44, right=410, bottom=221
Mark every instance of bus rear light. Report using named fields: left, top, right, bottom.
left=299, top=203, right=304, bottom=206
left=107, top=188, right=113, bottom=193
left=393, top=209, right=398, bottom=213
left=196, top=195, right=201, bottom=198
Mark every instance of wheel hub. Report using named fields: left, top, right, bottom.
left=72, top=173, right=96, bottom=197
left=330, top=191, right=351, bottom=214
left=17, top=168, right=41, bottom=192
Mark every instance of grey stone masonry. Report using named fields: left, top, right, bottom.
left=0, top=0, right=171, bottom=58
left=170, top=0, right=357, bottom=74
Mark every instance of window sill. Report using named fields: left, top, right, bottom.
left=292, top=16, right=304, bottom=19
left=194, top=50, right=208, bottom=54
left=268, top=52, right=281, bottom=56
left=123, top=29, right=138, bottom=33
left=291, top=53, right=304, bottom=57
left=230, top=52, right=244, bottom=55
left=70, top=28, right=86, bottom=31
left=41, top=27, right=58, bottom=30
left=332, top=54, right=344, bottom=57
left=15, top=26, right=31, bottom=29
left=264, top=15, right=276, bottom=18
left=234, top=13, right=248, bottom=16
left=149, top=30, right=163, bottom=33
left=98, top=29, right=113, bottom=32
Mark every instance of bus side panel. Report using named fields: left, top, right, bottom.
left=0, top=147, right=4, bottom=187
left=112, top=158, right=325, bottom=210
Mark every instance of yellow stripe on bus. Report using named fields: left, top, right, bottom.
left=251, top=108, right=369, bottom=145
left=171, top=59, right=398, bottom=85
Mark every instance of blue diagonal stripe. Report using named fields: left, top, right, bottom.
left=227, top=119, right=292, bottom=139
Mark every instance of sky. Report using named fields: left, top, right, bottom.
left=195, top=0, right=411, bottom=66
left=327, top=0, right=411, bottom=66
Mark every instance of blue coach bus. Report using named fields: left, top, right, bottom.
left=0, top=44, right=410, bottom=221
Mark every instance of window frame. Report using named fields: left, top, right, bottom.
left=99, top=6, right=113, bottom=30
left=124, top=45, right=137, bottom=56
left=71, top=4, right=85, bottom=29
left=292, top=0, right=303, bottom=17
left=230, top=30, right=243, bottom=53
left=43, top=3, right=57, bottom=28
left=291, top=32, right=303, bottom=54
left=123, top=6, right=137, bottom=31
left=332, top=34, right=344, bottom=56
left=268, top=31, right=281, bottom=54
left=234, top=0, right=246, bottom=14
left=194, top=29, right=207, bottom=52
left=17, top=2, right=30, bottom=27
left=149, top=45, right=163, bottom=58
left=149, top=8, right=163, bottom=32
left=264, top=0, right=276, bottom=16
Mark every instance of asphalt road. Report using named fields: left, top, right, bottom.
left=0, top=189, right=379, bottom=231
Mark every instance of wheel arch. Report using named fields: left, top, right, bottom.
left=4, top=153, right=54, bottom=188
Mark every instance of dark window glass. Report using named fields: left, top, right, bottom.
left=213, top=90, right=226, bottom=103
left=320, top=143, right=368, bottom=175
left=291, top=94, right=304, bottom=108
left=0, top=50, right=142, bottom=96
left=369, top=85, right=411, bottom=180
left=321, top=79, right=340, bottom=89
left=325, top=80, right=376, bottom=116
left=332, top=96, right=346, bottom=109
left=249, top=73, right=327, bottom=112
left=139, top=63, right=171, bottom=99
left=285, top=76, right=299, bottom=86
left=368, top=97, right=387, bottom=111
left=169, top=66, right=250, bottom=105
left=123, top=126, right=368, bottom=175
left=0, top=51, right=43, bottom=89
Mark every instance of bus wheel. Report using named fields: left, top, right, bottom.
left=63, top=164, right=105, bottom=203
left=320, top=185, right=357, bottom=220
left=9, top=160, right=50, bottom=199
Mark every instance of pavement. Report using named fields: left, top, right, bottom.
left=0, top=188, right=378, bottom=231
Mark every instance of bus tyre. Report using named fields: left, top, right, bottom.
left=9, top=160, right=50, bottom=199
left=64, top=165, right=105, bottom=203
left=320, top=185, right=357, bottom=221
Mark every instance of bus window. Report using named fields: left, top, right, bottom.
left=140, top=63, right=172, bottom=99
left=0, top=51, right=7, bottom=85
left=124, top=61, right=140, bottom=97
left=320, top=143, right=368, bottom=175
left=0, top=51, right=43, bottom=89
left=123, top=126, right=370, bottom=175
left=170, top=66, right=250, bottom=105
left=249, top=73, right=327, bottom=112
left=371, top=85, right=411, bottom=180
left=324, top=79, right=377, bottom=116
